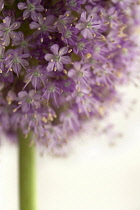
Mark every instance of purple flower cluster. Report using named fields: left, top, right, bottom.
left=0, top=0, right=139, bottom=155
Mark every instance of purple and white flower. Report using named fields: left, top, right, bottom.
left=18, top=0, right=44, bottom=21
left=5, top=49, right=30, bottom=75
left=0, top=17, right=21, bottom=46
left=76, top=11, right=102, bottom=39
left=44, top=44, right=71, bottom=72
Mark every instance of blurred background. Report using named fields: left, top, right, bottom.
left=0, top=83, right=140, bottom=210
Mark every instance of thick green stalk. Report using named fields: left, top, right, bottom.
left=18, top=131, right=37, bottom=210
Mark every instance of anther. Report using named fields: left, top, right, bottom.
left=63, top=69, right=67, bottom=74
left=68, top=49, right=72, bottom=53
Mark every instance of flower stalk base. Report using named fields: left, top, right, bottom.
left=18, top=131, right=37, bottom=210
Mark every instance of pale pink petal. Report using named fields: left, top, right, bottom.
left=73, top=62, right=81, bottom=70
left=81, top=28, right=93, bottom=39
left=29, top=22, right=39, bottom=29
left=80, top=12, right=87, bottom=22
left=46, top=15, right=55, bottom=24
left=68, top=69, right=76, bottom=77
left=47, top=62, right=55, bottom=72
left=75, top=23, right=85, bottom=30
left=18, top=2, right=27, bottom=10
left=23, top=10, right=30, bottom=19
left=50, top=44, right=59, bottom=55
left=56, top=62, right=63, bottom=71
left=44, top=53, right=54, bottom=61
left=61, top=56, right=71, bottom=64
left=18, top=91, right=28, bottom=98
left=29, top=90, right=35, bottom=97
left=59, top=47, right=68, bottom=56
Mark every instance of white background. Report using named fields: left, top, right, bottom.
left=0, top=84, right=140, bottom=210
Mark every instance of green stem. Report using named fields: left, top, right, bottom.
left=18, top=131, right=37, bottom=210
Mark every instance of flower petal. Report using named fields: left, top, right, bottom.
left=56, top=62, right=63, bottom=71
left=50, top=44, right=59, bottom=55
left=61, top=56, right=71, bottom=64
left=59, top=47, right=68, bottom=56
left=35, top=5, right=44, bottom=12
left=47, top=62, right=55, bottom=72
left=80, top=12, right=87, bottom=22
left=23, top=9, right=30, bottom=19
left=75, top=23, right=85, bottom=30
left=81, top=28, right=93, bottom=39
left=18, top=91, right=28, bottom=98
left=18, top=2, right=27, bottom=10
left=73, top=62, right=81, bottom=70
left=10, top=22, right=21, bottom=30
left=44, top=53, right=53, bottom=61
left=46, top=15, right=55, bottom=24
left=29, top=21, right=39, bottom=29
left=4, top=17, right=11, bottom=28
left=31, top=11, right=38, bottom=21
left=68, top=69, right=76, bottom=77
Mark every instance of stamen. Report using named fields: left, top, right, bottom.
left=13, top=108, right=17, bottom=112
left=42, top=117, right=48, bottom=123
left=78, top=108, right=81, bottom=113
left=18, top=101, right=22, bottom=105
left=68, top=49, right=72, bottom=53
left=48, top=36, right=52, bottom=40
left=86, top=53, right=92, bottom=59
left=9, top=68, right=13, bottom=71
left=63, top=69, right=67, bottom=74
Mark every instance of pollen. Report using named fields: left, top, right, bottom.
left=68, top=49, right=72, bottom=53
left=117, top=45, right=122, bottom=48
left=86, top=53, right=92, bottom=59
left=63, top=69, right=67, bottom=74
left=48, top=36, right=52, bottom=40
left=98, top=106, right=104, bottom=116
left=9, top=68, right=13, bottom=71
left=13, top=108, right=17, bottom=113
left=78, top=108, right=81, bottom=113
left=122, top=48, right=128, bottom=53
left=42, top=117, right=48, bottom=123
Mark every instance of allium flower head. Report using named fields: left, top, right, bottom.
left=0, top=0, right=139, bottom=155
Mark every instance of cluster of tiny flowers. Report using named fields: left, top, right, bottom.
left=0, top=0, right=139, bottom=154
